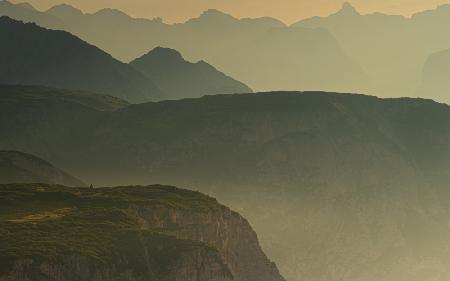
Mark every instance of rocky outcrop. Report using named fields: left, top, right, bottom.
left=1, top=250, right=232, bottom=281
left=0, top=184, right=285, bottom=281
left=133, top=204, right=283, bottom=281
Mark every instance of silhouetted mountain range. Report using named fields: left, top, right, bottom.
left=2, top=85, right=450, bottom=281
left=5, top=1, right=450, bottom=101
left=0, top=15, right=252, bottom=101
left=418, top=48, right=450, bottom=103
left=130, top=47, right=252, bottom=99
left=0, top=150, right=85, bottom=186
left=3, top=1, right=450, bottom=280
left=293, top=2, right=450, bottom=101
left=0, top=16, right=163, bottom=102
left=0, top=0, right=65, bottom=29
left=0, top=1, right=369, bottom=94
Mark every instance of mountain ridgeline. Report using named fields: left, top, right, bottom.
left=0, top=151, right=85, bottom=187
left=2, top=85, right=450, bottom=281
left=418, top=48, right=450, bottom=102
left=5, top=1, right=450, bottom=101
left=3, top=1, right=450, bottom=281
left=0, top=1, right=370, bottom=94
left=0, top=16, right=162, bottom=103
left=0, top=0, right=65, bottom=30
left=0, top=184, right=285, bottom=281
left=293, top=1, right=450, bottom=102
left=130, top=47, right=252, bottom=99
left=0, top=15, right=252, bottom=102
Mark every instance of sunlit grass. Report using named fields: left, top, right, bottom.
left=0, top=183, right=222, bottom=274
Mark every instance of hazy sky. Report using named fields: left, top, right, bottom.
left=11, top=0, right=450, bottom=24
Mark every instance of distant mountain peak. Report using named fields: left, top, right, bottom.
left=130, top=46, right=252, bottom=99
left=337, top=2, right=359, bottom=16
left=47, top=4, right=83, bottom=16
left=189, top=8, right=236, bottom=24
left=412, top=3, right=450, bottom=18
left=141, top=47, right=185, bottom=62
left=16, top=2, right=35, bottom=10
left=0, top=0, right=14, bottom=8
left=0, top=16, right=163, bottom=102
left=94, top=8, right=131, bottom=19
left=201, top=8, right=232, bottom=17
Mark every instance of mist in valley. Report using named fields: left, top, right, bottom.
left=1, top=1, right=450, bottom=281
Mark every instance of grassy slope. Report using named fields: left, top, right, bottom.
left=0, top=84, right=129, bottom=111
left=0, top=184, right=222, bottom=274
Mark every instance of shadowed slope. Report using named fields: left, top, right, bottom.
left=26, top=3, right=369, bottom=94
left=0, top=151, right=85, bottom=187
left=0, top=16, right=163, bottom=102
left=2, top=90, right=450, bottom=281
left=0, top=0, right=65, bottom=30
left=130, top=47, right=252, bottom=100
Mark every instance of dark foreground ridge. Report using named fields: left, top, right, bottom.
left=0, top=184, right=285, bottom=281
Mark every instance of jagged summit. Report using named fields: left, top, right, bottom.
left=187, top=8, right=236, bottom=24
left=130, top=46, right=252, bottom=99
left=337, top=1, right=359, bottom=15
left=201, top=8, right=235, bottom=19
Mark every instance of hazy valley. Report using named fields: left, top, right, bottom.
left=1, top=1, right=450, bottom=281
left=4, top=1, right=450, bottom=102
left=2, top=85, right=450, bottom=281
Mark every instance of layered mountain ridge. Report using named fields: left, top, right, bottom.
left=0, top=1, right=369, bottom=94
left=2, top=85, right=450, bottom=281
left=293, top=2, right=450, bottom=101
left=0, top=16, right=163, bottom=103
left=0, top=16, right=252, bottom=102
left=2, top=1, right=450, bottom=280
left=130, top=47, right=252, bottom=99
left=4, top=1, right=450, bottom=100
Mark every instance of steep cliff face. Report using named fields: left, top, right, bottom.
left=5, top=89, right=450, bottom=281
left=2, top=250, right=231, bottom=281
left=133, top=204, right=283, bottom=281
left=0, top=184, right=284, bottom=281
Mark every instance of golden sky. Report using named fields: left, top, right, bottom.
left=11, top=0, right=450, bottom=24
